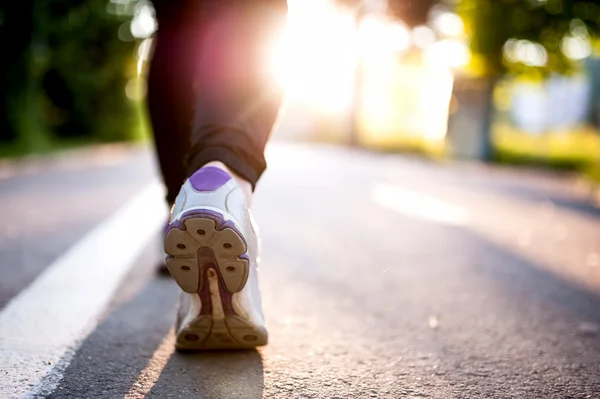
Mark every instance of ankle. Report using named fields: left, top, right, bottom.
left=202, top=161, right=253, bottom=206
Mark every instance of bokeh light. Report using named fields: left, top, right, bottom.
left=270, top=1, right=358, bottom=113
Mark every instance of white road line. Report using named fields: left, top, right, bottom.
left=0, top=182, right=166, bottom=399
left=373, top=183, right=469, bottom=226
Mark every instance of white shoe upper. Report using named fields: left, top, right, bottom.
left=169, top=167, right=266, bottom=333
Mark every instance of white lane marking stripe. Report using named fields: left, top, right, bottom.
left=0, top=182, right=166, bottom=398
left=372, top=183, right=469, bottom=226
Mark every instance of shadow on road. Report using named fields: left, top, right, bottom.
left=48, top=244, right=264, bottom=398
left=148, top=350, right=264, bottom=398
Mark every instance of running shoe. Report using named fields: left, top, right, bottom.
left=164, top=166, right=267, bottom=350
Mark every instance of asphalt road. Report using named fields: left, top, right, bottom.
left=1, top=143, right=599, bottom=398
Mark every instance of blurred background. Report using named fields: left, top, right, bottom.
left=2, top=2, right=600, bottom=397
left=1, top=0, right=600, bottom=183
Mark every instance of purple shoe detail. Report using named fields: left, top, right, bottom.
left=196, top=248, right=234, bottom=316
left=197, top=247, right=215, bottom=316
left=168, top=220, right=185, bottom=232
left=167, top=208, right=239, bottom=235
left=162, top=221, right=171, bottom=239
left=217, top=276, right=235, bottom=315
left=189, top=167, right=232, bottom=192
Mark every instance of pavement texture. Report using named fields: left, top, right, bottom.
left=1, top=142, right=599, bottom=398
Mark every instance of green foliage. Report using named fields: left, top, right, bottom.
left=0, top=0, right=141, bottom=153
left=457, top=0, right=600, bottom=76
left=37, top=0, right=140, bottom=142
left=0, top=1, right=41, bottom=146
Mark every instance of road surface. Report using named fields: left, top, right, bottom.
left=0, top=143, right=599, bottom=398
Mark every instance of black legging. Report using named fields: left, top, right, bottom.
left=147, top=0, right=287, bottom=204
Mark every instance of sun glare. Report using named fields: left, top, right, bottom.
left=268, top=0, right=457, bottom=142
left=270, top=0, right=358, bottom=112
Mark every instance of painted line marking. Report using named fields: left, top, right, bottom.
left=373, top=183, right=469, bottom=226
left=0, top=182, right=166, bottom=398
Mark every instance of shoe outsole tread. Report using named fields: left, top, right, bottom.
left=165, top=208, right=266, bottom=350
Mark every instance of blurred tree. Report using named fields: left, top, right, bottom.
left=0, top=0, right=140, bottom=153
left=36, top=0, right=139, bottom=142
left=0, top=1, right=44, bottom=148
left=459, top=0, right=599, bottom=76
left=456, top=0, right=600, bottom=159
left=388, top=0, right=437, bottom=26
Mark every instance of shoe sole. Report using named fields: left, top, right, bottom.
left=165, top=208, right=267, bottom=350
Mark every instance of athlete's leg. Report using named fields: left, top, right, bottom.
left=155, top=0, right=287, bottom=349
left=147, top=0, right=198, bottom=204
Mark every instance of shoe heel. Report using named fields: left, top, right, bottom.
left=166, top=208, right=267, bottom=350
left=164, top=209, right=249, bottom=294
left=175, top=315, right=268, bottom=350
